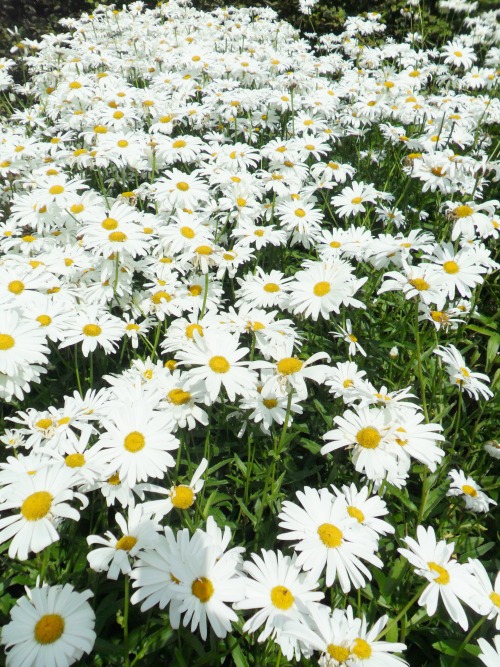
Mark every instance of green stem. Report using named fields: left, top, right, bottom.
left=199, top=272, right=210, bottom=320
left=450, top=617, right=486, bottom=667
left=376, top=584, right=427, bottom=640
left=124, top=575, right=130, bottom=667
left=414, top=300, right=429, bottom=422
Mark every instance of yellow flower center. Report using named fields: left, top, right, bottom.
left=116, top=535, right=138, bottom=551
left=102, top=217, right=118, bottom=230
left=351, top=197, right=363, bottom=204
left=34, top=614, right=65, bottom=644
left=36, top=314, right=52, bottom=327
left=188, top=285, right=202, bottom=297
left=349, top=334, right=358, bottom=343
left=343, top=379, right=353, bottom=388
left=192, top=577, right=214, bottom=603
left=126, top=323, right=140, bottom=331
left=453, top=50, right=463, bottom=57
left=186, top=323, right=204, bottom=339
left=49, top=185, right=64, bottom=195
left=347, top=506, right=365, bottom=523
left=352, top=638, right=372, bottom=660
left=171, top=485, right=195, bottom=509
left=277, top=357, right=303, bottom=375
left=8, top=280, right=25, bottom=295
left=443, top=260, right=459, bottom=274
left=36, top=418, right=53, bottom=430
left=82, top=324, right=102, bottom=337
left=209, top=356, right=230, bottom=373
left=113, top=111, right=124, bottom=119
left=431, top=166, right=444, bottom=177
left=176, top=181, right=190, bottom=191
left=462, top=484, right=477, bottom=497
left=327, top=644, right=350, bottom=662
left=317, top=523, right=343, bottom=548
left=109, top=231, right=127, bottom=242
left=180, top=226, right=195, bottom=239
left=431, top=311, right=448, bottom=324
left=236, top=197, right=247, bottom=207
left=65, top=453, right=85, bottom=468
left=263, top=398, right=278, bottom=409
left=489, top=592, right=500, bottom=608
left=151, top=290, right=172, bottom=305
left=117, top=139, right=128, bottom=148
left=195, top=245, right=212, bottom=256
left=270, top=585, right=294, bottom=610
left=409, top=278, right=430, bottom=291
left=313, top=281, right=330, bottom=297
left=21, top=491, right=53, bottom=521
left=124, top=431, right=145, bottom=453
left=453, top=205, right=473, bottom=218
left=172, top=139, right=187, bottom=149
left=294, top=208, right=306, bottom=218
left=356, top=427, right=381, bottom=449
left=168, top=388, right=192, bottom=405
left=107, top=473, right=121, bottom=486
left=263, top=282, right=280, bottom=293
left=428, top=561, right=450, bottom=585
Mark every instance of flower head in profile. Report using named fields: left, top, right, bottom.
left=447, top=469, right=496, bottom=513
left=434, top=345, right=493, bottom=401
left=399, top=525, right=481, bottom=629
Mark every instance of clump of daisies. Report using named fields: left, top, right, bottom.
left=0, top=0, right=498, bottom=665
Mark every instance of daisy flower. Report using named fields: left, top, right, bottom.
left=0, top=308, right=50, bottom=377
left=468, top=558, right=500, bottom=628
left=378, top=260, right=447, bottom=309
left=333, top=319, right=366, bottom=357
left=287, top=260, right=367, bottom=321
left=172, top=526, right=246, bottom=640
left=93, top=400, right=179, bottom=488
left=398, top=525, right=481, bottom=630
left=0, top=464, right=86, bottom=560
left=330, top=181, right=379, bottom=218
left=442, top=41, right=477, bottom=69
left=140, top=458, right=208, bottom=520
left=346, top=613, right=408, bottom=667
left=332, top=483, right=395, bottom=538
left=1, top=584, right=96, bottom=667
left=87, top=505, right=161, bottom=579
left=322, top=406, right=398, bottom=483
left=423, top=243, right=487, bottom=299
left=175, top=329, right=257, bottom=404
left=434, top=344, right=493, bottom=400
left=130, top=526, right=188, bottom=630
left=256, top=338, right=330, bottom=401
left=277, top=486, right=382, bottom=592
left=282, top=604, right=360, bottom=667
left=447, top=469, right=496, bottom=513
left=478, top=636, right=500, bottom=667
left=324, top=361, right=367, bottom=403
left=235, top=267, right=293, bottom=310
left=234, top=549, right=323, bottom=658
left=59, top=307, right=124, bottom=357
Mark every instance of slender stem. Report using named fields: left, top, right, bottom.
left=414, top=300, right=429, bottom=422
left=74, top=346, right=83, bottom=396
left=450, top=616, right=486, bottom=667
left=376, top=584, right=427, bottom=640
left=199, top=272, right=210, bottom=320
left=124, top=574, right=130, bottom=667
left=275, top=646, right=282, bottom=667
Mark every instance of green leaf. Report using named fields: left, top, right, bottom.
left=231, top=642, right=250, bottom=667
left=487, top=333, right=500, bottom=368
